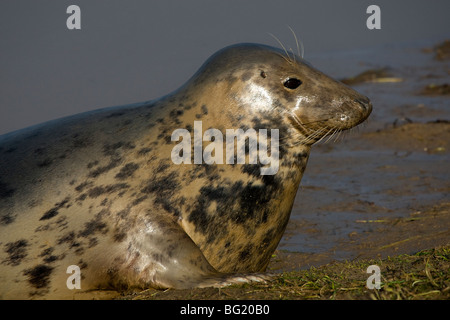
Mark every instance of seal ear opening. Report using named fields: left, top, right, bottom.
left=260, top=71, right=267, bottom=79
left=283, top=78, right=302, bottom=89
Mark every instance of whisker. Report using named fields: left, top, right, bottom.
left=304, top=127, right=326, bottom=144
left=287, top=25, right=304, bottom=59
left=328, top=128, right=340, bottom=143
left=300, top=118, right=332, bottom=126
left=315, top=127, right=333, bottom=144
left=327, top=128, right=338, bottom=143
left=334, top=129, right=343, bottom=142
left=289, top=47, right=296, bottom=63
left=268, top=33, right=293, bottom=64
left=272, top=107, right=311, bottom=135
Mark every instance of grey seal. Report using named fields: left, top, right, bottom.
left=0, top=43, right=371, bottom=299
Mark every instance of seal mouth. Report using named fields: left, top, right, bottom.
left=353, top=97, right=372, bottom=119
left=331, top=97, right=372, bottom=129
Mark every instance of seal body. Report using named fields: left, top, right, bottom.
left=0, top=43, right=371, bottom=299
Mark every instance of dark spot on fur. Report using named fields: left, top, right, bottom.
left=3, top=240, right=28, bottom=266
left=37, top=158, right=53, bottom=168
left=88, top=237, right=98, bottom=248
left=78, top=211, right=109, bottom=238
left=76, top=193, right=87, bottom=202
left=140, top=171, right=178, bottom=198
left=56, top=230, right=83, bottom=254
left=241, top=71, right=252, bottom=82
left=140, top=171, right=182, bottom=216
left=39, top=248, right=53, bottom=257
left=88, top=187, right=105, bottom=198
left=87, top=183, right=130, bottom=198
left=116, top=208, right=130, bottom=219
left=39, top=197, right=70, bottom=221
left=71, top=134, right=92, bottom=149
left=74, top=247, right=84, bottom=255
left=164, top=135, right=172, bottom=144
left=78, top=259, right=88, bottom=269
left=156, top=162, right=170, bottom=173
left=55, top=215, right=69, bottom=230
left=291, top=151, right=309, bottom=167
left=151, top=253, right=164, bottom=263
left=43, top=255, right=58, bottom=264
left=239, top=245, right=253, bottom=261
left=27, top=129, right=43, bottom=140
left=113, top=230, right=127, bottom=242
left=72, top=138, right=92, bottom=149
left=131, top=195, right=148, bottom=206
left=138, top=147, right=152, bottom=155
left=188, top=163, right=221, bottom=182
left=262, top=228, right=276, bottom=248
left=195, top=104, right=209, bottom=119
left=87, top=160, right=99, bottom=169
left=157, top=128, right=169, bottom=140
left=241, top=164, right=261, bottom=177
left=188, top=177, right=281, bottom=243
left=105, top=112, right=125, bottom=118
left=0, top=181, right=16, bottom=199
left=24, top=265, right=53, bottom=289
left=5, top=146, right=17, bottom=153
left=39, top=248, right=59, bottom=264
left=170, top=109, right=184, bottom=117
left=57, top=231, right=83, bottom=253
left=39, top=208, right=59, bottom=221
left=121, top=119, right=133, bottom=126
left=34, top=148, right=45, bottom=155
left=88, top=158, right=121, bottom=178
left=158, top=197, right=182, bottom=217
left=166, top=244, right=177, bottom=258
left=103, top=141, right=135, bottom=157
left=28, top=199, right=41, bottom=208
left=75, top=181, right=91, bottom=192
left=115, top=163, right=139, bottom=180
left=0, top=212, right=15, bottom=225
left=57, top=231, right=76, bottom=245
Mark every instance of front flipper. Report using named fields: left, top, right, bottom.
left=109, top=212, right=272, bottom=290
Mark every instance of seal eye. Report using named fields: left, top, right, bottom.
left=283, top=78, right=302, bottom=89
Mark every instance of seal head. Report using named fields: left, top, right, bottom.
left=184, top=43, right=371, bottom=145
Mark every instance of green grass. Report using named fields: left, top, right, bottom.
left=123, top=245, right=450, bottom=300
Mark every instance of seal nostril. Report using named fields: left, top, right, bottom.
left=354, top=98, right=371, bottom=111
